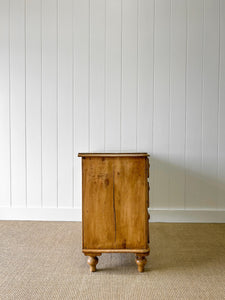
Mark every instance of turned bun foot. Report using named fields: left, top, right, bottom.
left=87, top=256, right=99, bottom=272
left=135, top=254, right=147, bottom=272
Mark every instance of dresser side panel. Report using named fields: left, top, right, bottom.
left=82, top=157, right=115, bottom=249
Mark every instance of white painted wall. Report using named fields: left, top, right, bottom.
left=0, top=0, right=224, bottom=222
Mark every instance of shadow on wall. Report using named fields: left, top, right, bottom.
left=149, top=156, right=225, bottom=210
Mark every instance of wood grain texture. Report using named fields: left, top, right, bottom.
left=135, top=254, right=147, bottom=272
left=81, top=155, right=150, bottom=271
left=82, top=157, right=115, bottom=249
left=81, top=156, right=149, bottom=251
left=87, top=255, right=99, bottom=272
left=82, top=249, right=149, bottom=254
left=113, top=157, right=147, bottom=249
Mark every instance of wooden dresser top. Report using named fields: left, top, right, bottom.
left=78, top=153, right=149, bottom=158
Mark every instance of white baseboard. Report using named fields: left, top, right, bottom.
left=0, top=207, right=224, bottom=222
left=0, top=207, right=82, bottom=221
left=149, top=209, right=225, bottom=223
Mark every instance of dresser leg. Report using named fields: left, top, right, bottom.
left=87, top=255, right=99, bottom=272
left=135, top=254, right=147, bottom=272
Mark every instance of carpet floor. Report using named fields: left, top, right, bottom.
left=0, top=221, right=224, bottom=300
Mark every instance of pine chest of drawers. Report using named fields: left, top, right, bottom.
left=78, top=153, right=150, bottom=272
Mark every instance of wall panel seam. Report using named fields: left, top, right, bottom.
left=168, top=0, right=172, bottom=209
left=41, top=0, right=43, bottom=208
left=151, top=0, right=156, bottom=209
left=57, top=0, right=59, bottom=208
left=88, top=0, right=91, bottom=152
left=104, top=0, right=107, bottom=152
left=24, top=0, right=28, bottom=208
left=152, top=0, right=155, bottom=157
left=136, top=0, right=139, bottom=152
left=72, top=0, right=75, bottom=208
left=2, top=0, right=224, bottom=215
left=217, top=0, right=221, bottom=210
left=184, top=0, right=188, bottom=210
left=120, top=0, right=123, bottom=152
left=201, top=0, right=205, bottom=174
left=9, top=0, right=12, bottom=208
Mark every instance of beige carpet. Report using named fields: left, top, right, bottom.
left=0, top=222, right=224, bottom=300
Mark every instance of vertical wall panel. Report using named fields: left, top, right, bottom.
left=58, top=0, right=73, bottom=207
left=137, top=0, right=154, bottom=153
left=202, top=0, right=220, bottom=209
left=42, top=0, right=58, bottom=207
left=153, top=0, right=171, bottom=208
left=137, top=0, right=154, bottom=209
left=185, top=0, right=204, bottom=209
left=26, top=0, right=42, bottom=207
left=121, top=0, right=138, bottom=151
left=105, top=0, right=121, bottom=152
left=0, top=0, right=10, bottom=207
left=169, top=0, right=186, bottom=209
left=89, top=0, right=105, bottom=152
left=0, top=0, right=225, bottom=219
left=10, top=0, right=26, bottom=207
left=218, top=0, right=225, bottom=209
left=73, top=0, right=90, bottom=208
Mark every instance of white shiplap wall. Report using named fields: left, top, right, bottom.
left=0, top=0, right=225, bottom=222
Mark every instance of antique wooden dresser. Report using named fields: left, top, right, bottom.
left=78, top=153, right=150, bottom=272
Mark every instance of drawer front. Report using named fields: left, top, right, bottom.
left=145, top=158, right=150, bottom=243
left=82, top=157, right=148, bottom=250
